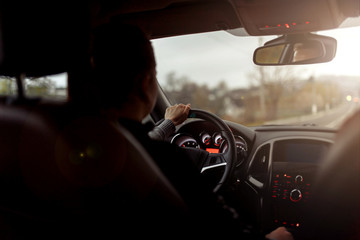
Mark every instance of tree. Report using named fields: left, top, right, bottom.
left=162, top=72, right=231, bottom=118
left=209, top=80, right=228, bottom=117
left=25, top=77, right=55, bottom=97
left=248, top=64, right=302, bottom=121
left=0, top=76, right=16, bottom=95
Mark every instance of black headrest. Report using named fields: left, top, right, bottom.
left=0, top=2, right=89, bottom=77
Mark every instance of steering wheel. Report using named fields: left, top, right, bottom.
left=188, top=109, right=237, bottom=193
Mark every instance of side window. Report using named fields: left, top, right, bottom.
left=25, top=73, right=68, bottom=100
left=0, top=72, right=68, bottom=100
left=0, top=76, right=17, bottom=96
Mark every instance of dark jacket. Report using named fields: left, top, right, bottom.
left=119, top=118, right=266, bottom=239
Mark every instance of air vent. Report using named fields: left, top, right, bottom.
left=249, top=144, right=270, bottom=184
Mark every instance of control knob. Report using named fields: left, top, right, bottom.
left=295, top=175, right=303, bottom=184
left=290, top=189, right=302, bottom=202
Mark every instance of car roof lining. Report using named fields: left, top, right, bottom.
left=0, top=0, right=241, bottom=78
left=99, top=0, right=243, bottom=39
left=0, top=0, right=357, bottom=78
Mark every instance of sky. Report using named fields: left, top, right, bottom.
left=152, top=25, right=360, bottom=89
left=48, top=72, right=67, bottom=87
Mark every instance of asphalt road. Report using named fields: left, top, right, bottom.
left=265, top=103, right=359, bottom=128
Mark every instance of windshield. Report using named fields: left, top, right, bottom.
left=153, top=27, right=360, bottom=128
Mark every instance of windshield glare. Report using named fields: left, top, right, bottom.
left=152, top=27, right=360, bottom=129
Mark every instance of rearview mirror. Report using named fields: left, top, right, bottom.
left=253, top=33, right=337, bottom=65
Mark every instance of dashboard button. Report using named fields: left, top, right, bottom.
left=295, top=175, right=304, bottom=184
left=290, top=189, right=302, bottom=202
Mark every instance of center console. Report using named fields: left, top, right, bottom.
left=262, top=138, right=332, bottom=233
left=269, top=167, right=315, bottom=230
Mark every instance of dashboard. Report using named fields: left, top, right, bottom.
left=170, top=119, right=336, bottom=235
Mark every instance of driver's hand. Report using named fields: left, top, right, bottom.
left=165, top=103, right=191, bottom=126
left=265, top=227, right=294, bottom=240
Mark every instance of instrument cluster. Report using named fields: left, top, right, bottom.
left=171, top=131, right=248, bottom=165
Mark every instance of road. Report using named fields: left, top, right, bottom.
left=265, top=103, right=359, bottom=128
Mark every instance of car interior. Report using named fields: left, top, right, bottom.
left=0, top=0, right=359, bottom=239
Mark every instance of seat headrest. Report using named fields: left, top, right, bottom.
left=0, top=2, right=89, bottom=77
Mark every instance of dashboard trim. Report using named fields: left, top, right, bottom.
left=249, top=176, right=264, bottom=188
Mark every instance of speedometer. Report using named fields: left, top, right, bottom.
left=219, top=135, right=248, bottom=166
left=170, top=133, right=200, bottom=149
left=181, top=140, right=199, bottom=148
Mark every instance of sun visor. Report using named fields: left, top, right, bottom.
left=232, top=0, right=360, bottom=36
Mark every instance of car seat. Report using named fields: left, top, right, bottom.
left=0, top=104, right=188, bottom=239
left=300, top=109, right=360, bottom=240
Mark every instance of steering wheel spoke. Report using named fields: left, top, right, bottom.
left=201, top=153, right=226, bottom=173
